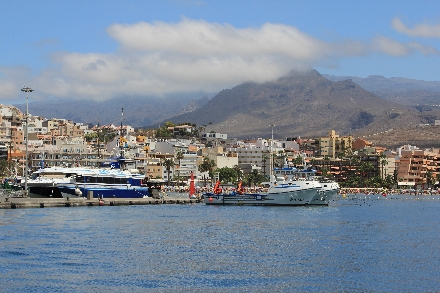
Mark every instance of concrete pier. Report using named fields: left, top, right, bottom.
left=0, top=197, right=202, bottom=209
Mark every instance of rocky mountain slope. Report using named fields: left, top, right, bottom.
left=323, top=74, right=440, bottom=106
left=18, top=94, right=210, bottom=127
left=14, top=70, right=440, bottom=147
left=163, top=70, right=436, bottom=139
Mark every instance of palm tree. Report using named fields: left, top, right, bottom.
left=275, top=151, right=286, bottom=168
left=162, top=158, right=175, bottom=186
left=175, top=150, right=184, bottom=185
left=380, top=153, right=388, bottom=179
left=323, top=155, right=331, bottom=177
left=261, top=155, right=268, bottom=178
left=425, top=170, right=434, bottom=189
left=233, top=165, right=243, bottom=183
left=198, top=157, right=216, bottom=185
left=293, top=154, right=303, bottom=168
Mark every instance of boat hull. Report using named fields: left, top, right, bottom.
left=204, top=188, right=319, bottom=206
left=59, top=185, right=150, bottom=199
left=27, top=185, right=63, bottom=198
left=310, top=181, right=339, bottom=205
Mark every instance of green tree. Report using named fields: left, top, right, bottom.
left=217, top=167, right=237, bottom=184
left=323, top=155, right=331, bottom=177
left=380, top=153, right=388, bottom=179
left=261, top=155, right=269, bottom=178
left=244, top=170, right=266, bottom=187
left=293, top=154, right=303, bottom=167
left=175, top=150, right=184, bottom=184
left=425, top=170, right=434, bottom=189
left=0, top=159, right=10, bottom=178
left=198, top=157, right=216, bottom=185
left=162, top=158, right=175, bottom=186
left=233, top=165, right=243, bottom=182
left=84, top=133, right=98, bottom=142
left=274, top=151, right=286, bottom=168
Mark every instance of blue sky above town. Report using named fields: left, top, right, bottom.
left=1, top=0, right=440, bottom=103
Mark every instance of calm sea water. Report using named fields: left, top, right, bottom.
left=1, top=195, right=440, bottom=292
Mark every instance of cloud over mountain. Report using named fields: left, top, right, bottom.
left=1, top=17, right=438, bottom=102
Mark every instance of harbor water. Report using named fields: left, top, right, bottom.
left=1, top=194, right=440, bottom=292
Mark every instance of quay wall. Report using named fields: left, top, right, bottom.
left=0, top=197, right=202, bottom=209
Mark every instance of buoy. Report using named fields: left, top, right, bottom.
left=99, top=200, right=104, bottom=206
left=209, top=197, right=213, bottom=202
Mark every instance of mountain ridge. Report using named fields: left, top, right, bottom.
left=158, top=70, right=430, bottom=139
left=13, top=70, right=440, bottom=145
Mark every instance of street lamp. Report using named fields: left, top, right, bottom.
left=21, top=86, right=33, bottom=197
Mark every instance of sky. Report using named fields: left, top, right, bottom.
left=1, top=0, right=440, bottom=104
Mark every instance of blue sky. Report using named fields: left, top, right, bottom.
left=1, top=0, right=440, bottom=103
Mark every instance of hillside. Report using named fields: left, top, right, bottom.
left=323, top=74, right=440, bottom=106
left=16, top=94, right=211, bottom=127
left=353, top=125, right=440, bottom=150
left=13, top=69, right=440, bottom=147
left=163, top=70, right=432, bottom=139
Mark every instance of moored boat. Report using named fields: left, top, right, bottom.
left=273, top=165, right=339, bottom=205
left=204, top=178, right=322, bottom=206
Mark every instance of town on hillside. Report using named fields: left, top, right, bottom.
left=0, top=104, right=438, bottom=191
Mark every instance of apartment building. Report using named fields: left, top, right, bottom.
left=397, top=147, right=440, bottom=187
left=312, top=130, right=353, bottom=158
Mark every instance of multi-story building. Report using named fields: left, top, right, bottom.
left=313, top=130, right=353, bottom=158
left=396, top=147, right=440, bottom=188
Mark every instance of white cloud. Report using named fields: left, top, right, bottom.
left=33, top=19, right=339, bottom=101
left=372, top=35, right=440, bottom=56
left=392, top=17, right=440, bottom=38
left=0, top=17, right=437, bottom=102
left=372, top=35, right=411, bottom=56
left=0, top=66, right=33, bottom=100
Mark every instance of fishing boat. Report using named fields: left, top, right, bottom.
left=311, top=178, right=339, bottom=205
left=273, top=165, right=339, bottom=205
left=203, top=177, right=322, bottom=206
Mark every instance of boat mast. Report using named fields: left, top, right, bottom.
left=270, top=124, right=275, bottom=181
left=120, top=108, right=124, bottom=158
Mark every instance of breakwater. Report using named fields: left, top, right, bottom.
left=0, top=197, right=201, bottom=209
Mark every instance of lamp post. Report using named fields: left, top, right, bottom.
left=21, top=86, right=33, bottom=197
